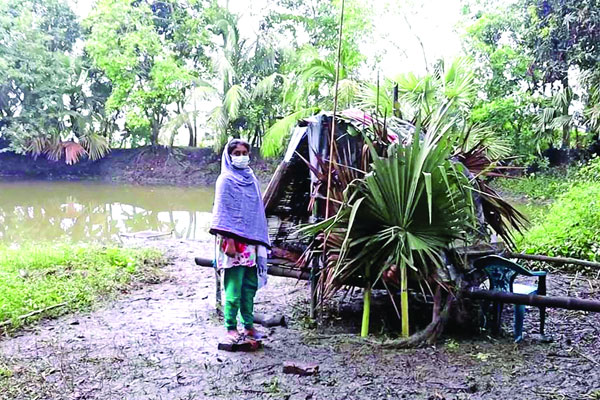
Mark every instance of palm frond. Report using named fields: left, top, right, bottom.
left=261, top=107, right=320, bottom=158
left=301, top=58, right=337, bottom=82
left=26, top=137, right=48, bottom=160
left=336, top=79, right=360, bottom=109
left=223, top=84, right=249, bottom=120
left=63, top=141, right=87, bottom=165
left=458, top=123, right=512, bottom=160
left=252, top=73, right=283, bottom=99
left=44, top=136, right=64, bottom=162
left=355, top=81, right=394, bottom=115
left=441, top=57, right=476, bottom=109
left=80, top=132, right=110, bottom=161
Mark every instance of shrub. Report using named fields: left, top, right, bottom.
left=517, top=183, right=600, bottom=262
left=576, top=155, right=600, bottom=183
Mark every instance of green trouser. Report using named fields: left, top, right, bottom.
left=223, top=265, right=258, bottom=331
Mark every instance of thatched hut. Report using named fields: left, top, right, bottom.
left=257, top=107, right=533, bottom=344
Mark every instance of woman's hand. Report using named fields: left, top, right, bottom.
left=224, top=238, right=237, bottom=257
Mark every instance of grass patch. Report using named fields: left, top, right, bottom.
left=494, top=169, right=573, bottom=202
left=495, top=157, right=600, bottom=203
left=0, top=243, right=165, bottom=331
left=517, top=182, right=600, bottom=264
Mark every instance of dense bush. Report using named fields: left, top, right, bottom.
left=495, top=155, right=600, bottom=201
left=517, top=183, right=600, bottom=262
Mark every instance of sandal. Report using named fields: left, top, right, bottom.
left=244, top=328, right=266, bottom=340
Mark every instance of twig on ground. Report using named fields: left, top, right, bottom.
left=0, top=302, right=68, bottom=328
left=573, top=349, right=599, bottom=365
left=236, top=363, right=279, bottom=377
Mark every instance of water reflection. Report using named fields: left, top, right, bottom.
left=0, top=181, right=215, bottom=243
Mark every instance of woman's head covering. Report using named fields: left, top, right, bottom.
left=220, top=141, right=253, bottom=185
left=210, top=140, right=271, bottom=248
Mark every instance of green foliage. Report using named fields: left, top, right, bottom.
left=470, top=97, right=540, bottom=158
left=260, top=0, right=373, bottom=157
left=494, top=169, right=572, bottom=201
left=0, top=243, right=164, bottom=330
left=497, top=155, right=600, bottom=202
left=463, top=10, right=533, bottom=99
left=204, top=5, right=285, bottom=150
left=461, top=0, right=600, bottom=156
left=85, top=0, right=206, bottom=147
left=518, top=183, right=600, bottom=262
left=300, top=113, right=478, bottom=336
left=0, top=0, right=112, bottom=162
left=576, top=155, right=600, bottom=183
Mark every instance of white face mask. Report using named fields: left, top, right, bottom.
left=231, top=155, right=250, bottom=169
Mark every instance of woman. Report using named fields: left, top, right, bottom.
left=210, top=139, right=270, bottom=343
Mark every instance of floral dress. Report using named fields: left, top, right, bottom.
left=216, top=235, right=257, bottom=269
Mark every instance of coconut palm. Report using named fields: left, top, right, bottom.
left=203, top=6, right=284, bottom=151
left=536, top=87, right=577, bottom=149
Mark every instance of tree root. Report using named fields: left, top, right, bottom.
left=379, top=286, right=455, bottom=349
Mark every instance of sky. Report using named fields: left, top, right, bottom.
left=71, top=0, right=465, bottom=78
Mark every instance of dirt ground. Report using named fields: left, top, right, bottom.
left=1, top=238, right=599, bottom=400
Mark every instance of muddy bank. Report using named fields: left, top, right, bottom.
left=0, top=145, right=278, bottom=186
left=1, top=238, right=599, bottom=399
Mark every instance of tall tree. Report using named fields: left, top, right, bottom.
left=200, top=5, right=283, bottom=150
left=520, top=0, right=600, bottom=148
left=85, top=0, right=203, bottom=147
left=462, top=3, right=546, bottom=158
left=0, top=0, right=110, bottom=163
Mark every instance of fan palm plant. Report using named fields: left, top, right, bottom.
left=300, top=110, right=477, bottom=339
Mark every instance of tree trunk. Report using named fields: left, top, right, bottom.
left=382, top=285, right=453, bottom=348
left=151, top=116, right=160, bottom=147
left=361, top=269, right=372, bottom=337
left=561, top=79, right=571, bottom=149
left=187, top=125, right=196, bottom=147
left=400, top=261, right=410, bottom=338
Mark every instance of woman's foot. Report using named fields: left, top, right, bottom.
left=244, top=327, right=266, bottom=340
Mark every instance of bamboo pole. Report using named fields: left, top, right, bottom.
left=400, top=262, right=409, bottom=338
left=324, top=0, right=345, bottom=220
left=195, top=258, right=600, bottom=313
left=361, top=280, right=371, bottom=337
left=504, top=252, right=600, bottom=269
left=465, top=289, right=600, bottom=312
left=320, top=0, right=346, bottom=324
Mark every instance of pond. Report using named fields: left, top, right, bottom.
left=0, top=180, right=216, bottom=243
